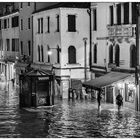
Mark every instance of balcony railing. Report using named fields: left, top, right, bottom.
left=0, top=51, right=20, bottom=62
left=107, top=24, right=136, bottom=37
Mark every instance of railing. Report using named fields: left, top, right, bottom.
left=107, top=24, right=136, bottom=37
left=0, top=51, right=20, bottom=62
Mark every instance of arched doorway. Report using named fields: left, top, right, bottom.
left=109, top=45, right=113, bottom=63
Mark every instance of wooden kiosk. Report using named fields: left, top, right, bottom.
left=19, top=69, right=55, bottom=108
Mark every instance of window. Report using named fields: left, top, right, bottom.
left=109, top=45, right=113, bottom=63
left=41, top=45, right=44, bottom=62
left=20, top=41, right=23, bottom=55
left=47, top=45, right=50, bottom=63
left=12, top=16, right=19, bottom=27
left=132, top=3, right=137, bottom=24
left=38, top=45, right=40, bottom=62
left=41, top=18, right=43, bottom=33
left=68, top=46, right=76, bottom=64
left=57, top=45, right=60, bottom=63
left=38, top=19, right=40, bottom=33
left=21, top=19, right=23, bottom=30
left=12, top=39, right=19, bottom=52
left=117, top=4, right=121, bottom=25
left=124, top=2, right=129, bottom=24
left=93, top=9, right=97, bottom=30
left=130, top=45, right=136, bottom=68
left=28, top=41, right=31, bottom=56
left=115, top=44, right=120, bottom=66
left=7, top=18, right=9, bottom=28
left=68, top=15, right=76, bottom=32
left=0, top=39, right=3, bottom=50
left=94, top=44, right=97, bottom=63
left=4, top=19, right=7, bottom=29
left=28, top=2, right=30, bottom=6
left=47, top=17, right=50, bottom=33
left=56, top=15, right=59, bottom=32
left=20, top=2, right=23, bottom=8
left=6, top=39, right=10, bottom=51
left=110, top=5, right=113, bottom=25
left=28, top=18, right=30, bottom=29
left=0, top=20, right=1, bottom=30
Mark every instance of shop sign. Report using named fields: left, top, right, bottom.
left=38, top=77, right=49, bottom=81
left=108, top=25, right=132, bottom=37
left=108, top=63, right=116, bottom=69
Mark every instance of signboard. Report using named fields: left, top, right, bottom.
left=108, top=63, right=116, bottom=69
left=108, top=25, right=133, bottom=37
left=38, top=77, right=49, bottom=81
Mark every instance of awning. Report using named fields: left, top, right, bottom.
left=82, top=72, right=131, bottom=90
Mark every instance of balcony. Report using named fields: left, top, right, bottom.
left=1, top=51, right=19, bottom=62
left=107, top=24, right=136, bottom=38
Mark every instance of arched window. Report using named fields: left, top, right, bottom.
left=93, top=44, right=97, bottom=63
left=109, top=45, right=113, bottom=63
left=38, top=45, right=40, bottom=62
left=68, top=46, right=76, bottom=64
left=130, top=45, right=136, bottom=68
left=41, top=45, right=44, bottom=62
left=115, top=44, right=120, bottom=66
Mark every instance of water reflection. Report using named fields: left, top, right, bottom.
left=0, top=83, right=140, bottom=137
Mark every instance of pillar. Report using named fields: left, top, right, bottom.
left=121, top=3, right=124, bottom=24
left=129, top=2, right=132, bottom=24
left=113, top=4, right=117, bottom=24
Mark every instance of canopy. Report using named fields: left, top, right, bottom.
left=82, top=72, right=131, bottom=90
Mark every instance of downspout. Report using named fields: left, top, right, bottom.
left=87, top=6, right=92, bottom=72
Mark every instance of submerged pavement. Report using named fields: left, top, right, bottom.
left=0, top=81, right=139, bottom=137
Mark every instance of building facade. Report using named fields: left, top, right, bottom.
left=0, top=4, right=19, bottom=82
left=32, top=6, right=90, bottom=98
left=90, top=2, right=137, bottom=110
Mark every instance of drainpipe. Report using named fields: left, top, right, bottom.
left=87, top=7, right=92, bottom=72
left=136, top=3, right=140, bottom=111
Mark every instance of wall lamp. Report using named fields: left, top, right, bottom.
left=48, top=45, right=61, bottom=55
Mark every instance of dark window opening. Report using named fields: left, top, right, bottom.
left=28, top=41, right=31, bottom=56
left=68, top=15, right=76, bottom=32
left=4, top=19, right=7, bottom=29
left=94, top=44, right=97, bottom=63
left=41, top=45, right=44, bottom=62
left=41, top=18, right=43, bottom=33
left=110, top=5, right=114, bottom=25
left=38, top=45, right=40, bottom=62
left=12, top=16, right=19, bottom=27
left=57, top=45, right=60, bottom=63
left=68, top=46, right=76, bottom=64
left=115, top=45, right=120, bottom=66
left=28, top=18, right=30, bottom=29
left=124, top=2, right=129, bottom=24
left=130, top=45, right=136, bottom=68
left=47, top=17, right=50, bottom=33
left=132, top=3, right=137, bottom=24
left=12, top=39, right=19, bottom=52
left=38, top=19, right=40, bottom=33
left=56, top=15, right=59, bottom=32
left=6, top=39, right=10, bottom=51
left=20, top=2, right=23, bottom=8
left=28, top=2, right=30, bottom=6
left=0, top=20, right=1, bottom=30
left=109, top=45, right=113, bottom=63
left=117, top=4, right=121, bottom=25
left=21, top=41, right=23, bottom=55
left=93, top=9, right=97, bottom=30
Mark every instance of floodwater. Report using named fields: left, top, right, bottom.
left=0, top=82, right=140, bottom=137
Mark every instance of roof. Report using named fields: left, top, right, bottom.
left=33, top=2, right=90, bottom=14
left=82, top=72, right=131, bottom=90
left=23, top=69, right=52, bottom=77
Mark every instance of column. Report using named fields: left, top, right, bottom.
left=129, top=2, right=132, bottom=24
left=114, top=4, right=117, bottom=24
left=121, top=3, right=124, bottom=24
